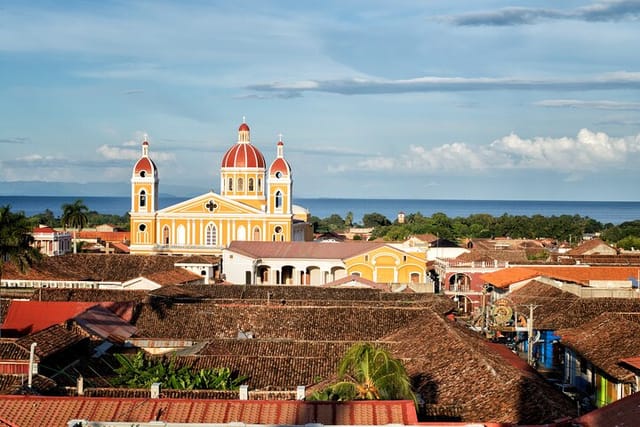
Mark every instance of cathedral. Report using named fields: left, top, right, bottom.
left=129, top=121, right=312, bottom=255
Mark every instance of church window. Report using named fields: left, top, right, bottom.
left=258, top=178, right=262, bottom=192
left=253, top=227, right=260, bottom=240
left=275, top=191, right=283, bottom=209
left=205, top=223, right=217, bottom=246
left=238, top=178, right=244, bottom=192
left=272, top=225, right=283, bottom=242
left=140, top=171, right=146, bottom=178
left=248, top=178, right=254, bottom=192
left=228, top=178, right=233, bottom=191
left=162, top=226, right=170, bottom=244
left=139, top=190, right=147, bottom=207
left=138, top=224, right=146, bottom=232
left=205, top=200, right=217, bottom=212
left=275, top=171, right=282, bottom=178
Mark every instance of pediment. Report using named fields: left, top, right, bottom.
left=158, top=192, right=262, bottom=215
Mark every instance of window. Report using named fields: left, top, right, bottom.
left=275, top=171, right=282, bottom=178
left=140, top=170, right=146, bottom=177
left=258, top=178, right=262, bottom=192
left=275, top=191, right=282, bottom=209
left=205, top=223, right=217, bottom=246
left=248, top=178, right=254, bottom=192
left=228, top=177, right=233, bottom=191
left=253, top=227, right=261, bottom=240
left=138, top=224, right=146, bottom=232
left=162, top=226, right=170, bottom=244
left=238, top=178, right=244, bottom=191
left=139, top=190, right=147, bottom=207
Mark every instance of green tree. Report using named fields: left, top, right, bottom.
left=113, top=351, right=247, bottom=390
left=61, top=199, right=89, bottom=254
left=362, top=213, right=391, bottom=228
left=310, top=342, right=415, bottom=402
left=0, top=205, right=42, bottom=336
left=617, top=236, right=640, bottom=251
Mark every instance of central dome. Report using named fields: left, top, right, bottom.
left=221, top=122, right=266, bottom=169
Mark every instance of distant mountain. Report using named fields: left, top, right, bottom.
left=0, top=181, right=203, bottom=198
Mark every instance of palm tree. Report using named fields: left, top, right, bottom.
left=310, top=342, right=415, bottom=402
left=0, top=205, right=41, bottom=336
left=61, top=199, right=88, bottom=254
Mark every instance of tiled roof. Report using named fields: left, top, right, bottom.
left=15, top=325, right=86, bottom=359
left=574, top=390, right=640, bottom=427
left=109, top=241, right=130, bottom=253
left=76, top=230, right=130, bottom=242
left=481, top=267, right=542, bottom=288
left=322, top=274, right=389, bottom=290
left=0, top=396, right=417, bottom=426
left=2, top=254, right=203, bottom=282
left=507, top=280, right=578, bottom=329
left=483, top=265, right=640, bottom=288
left=557, top=312, right=640, bottom=381
left=544, top=298, right=640, bottom=330
left=382, top=311, right=577, bottom=424
left=0, top=341, right=31, bottom=361
left=174, top=255, right=219, bottom=265
left=227, top=241, right=387, bottom=260
left=455, top=249, right=529, bottom=263
left=0, top=374, right=57, bottom=395
left=565, top=238, right=616, bottom=256
left=143, top=268, right=203, bottom=286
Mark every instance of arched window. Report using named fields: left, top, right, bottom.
left=205, top=223, right=217, bottom=246
left=272, top=225, right=283, bottom=242
left=248, top=178, right=254, bottom=192
left=257, top=178, right=262, bottom=192
left=238, top=178, right=244, bottom=192
left=253, top=227, right=260, bottom=241
left=237, top=225, right=246, bottom=241
left=162, top=225, right=170, bottom=244
left=275, top=191, right=283, bottom=209
left=228, top=177, right=233, bottom=191
left=139, top=190, right=147, bottom=208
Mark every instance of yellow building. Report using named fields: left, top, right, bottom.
left=129, top=121, right=311, bottom=256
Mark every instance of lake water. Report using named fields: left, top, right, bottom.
left=1, top=195, right=639, bottom=225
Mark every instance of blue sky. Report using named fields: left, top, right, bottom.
left=1, top=0, right=640, bottom=200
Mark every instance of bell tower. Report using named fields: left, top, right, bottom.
left=131, top=135, right=159, bottom=214
left=267, top=135, right=292, bottom=215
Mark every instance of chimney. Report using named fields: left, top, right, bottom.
left=296, top=385, right=306, bottom=400
left=239, top=385, right=249, bottom=400
left=77, top=375, right=84, bottom=396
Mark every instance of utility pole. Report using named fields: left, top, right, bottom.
left=526, top=304, right=540, bottom=366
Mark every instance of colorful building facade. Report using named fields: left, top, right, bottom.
left=129, top=121, right=311, bottom=256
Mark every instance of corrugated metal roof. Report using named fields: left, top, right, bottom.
left=74, top=306, right=137, bottom=341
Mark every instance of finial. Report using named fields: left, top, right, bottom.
left=242, top=115, right=246, bottom=123
left=143, top=133, right=149, bottom=142
left=278, top=133, right=283, bottom=141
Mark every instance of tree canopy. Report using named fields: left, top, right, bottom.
left=310, top=342, right=415, bottom=402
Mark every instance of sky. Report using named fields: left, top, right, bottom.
left=1, top=0, right=640, bottom=201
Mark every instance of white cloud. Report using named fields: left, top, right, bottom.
left=328, top=129, right=640, bottom=176
left=97, top=144, right=174, bottom=162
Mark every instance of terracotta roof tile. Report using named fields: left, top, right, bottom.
left=143, top=267, right=203, bottom=285
left=574, top=391, right=640, bottom=427
left=228, top=241, right=387, bottom=260
left=0, top=396, right=418, bottom=426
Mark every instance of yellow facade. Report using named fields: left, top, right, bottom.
left=129, top=122, right=307, bottom=256
left=344, top=246, right=426, bottom=283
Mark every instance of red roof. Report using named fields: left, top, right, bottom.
left=574, top=390, right=640, bottom=426
left=239, top=122, right=250, bottom=131
left=482, top=265, right=640, bottom=288
left=221, top=141, right=266, bottom=169
left=269, top=156, right=291, bottom=176
left=133, top=156, right=157, bottom=175
left=1, top=301, right=135, bottom=336
left=32, top=226, right=56, bottom=234
left=0, top=396, right=418, bottom=426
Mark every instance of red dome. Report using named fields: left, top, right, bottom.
left=239, top=123, right=250, bottom=132
left=269, top=157, right=291, bottom=176
left=222, top=143, right=266, bottom=168
left=134, top=157, right=157, bottom=176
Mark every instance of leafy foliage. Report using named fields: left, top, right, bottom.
left=0, top=205, right=42, bottom=281
left=309, top=342, right=415, bottom=402
left=113, top=351, right=248, bottom=390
